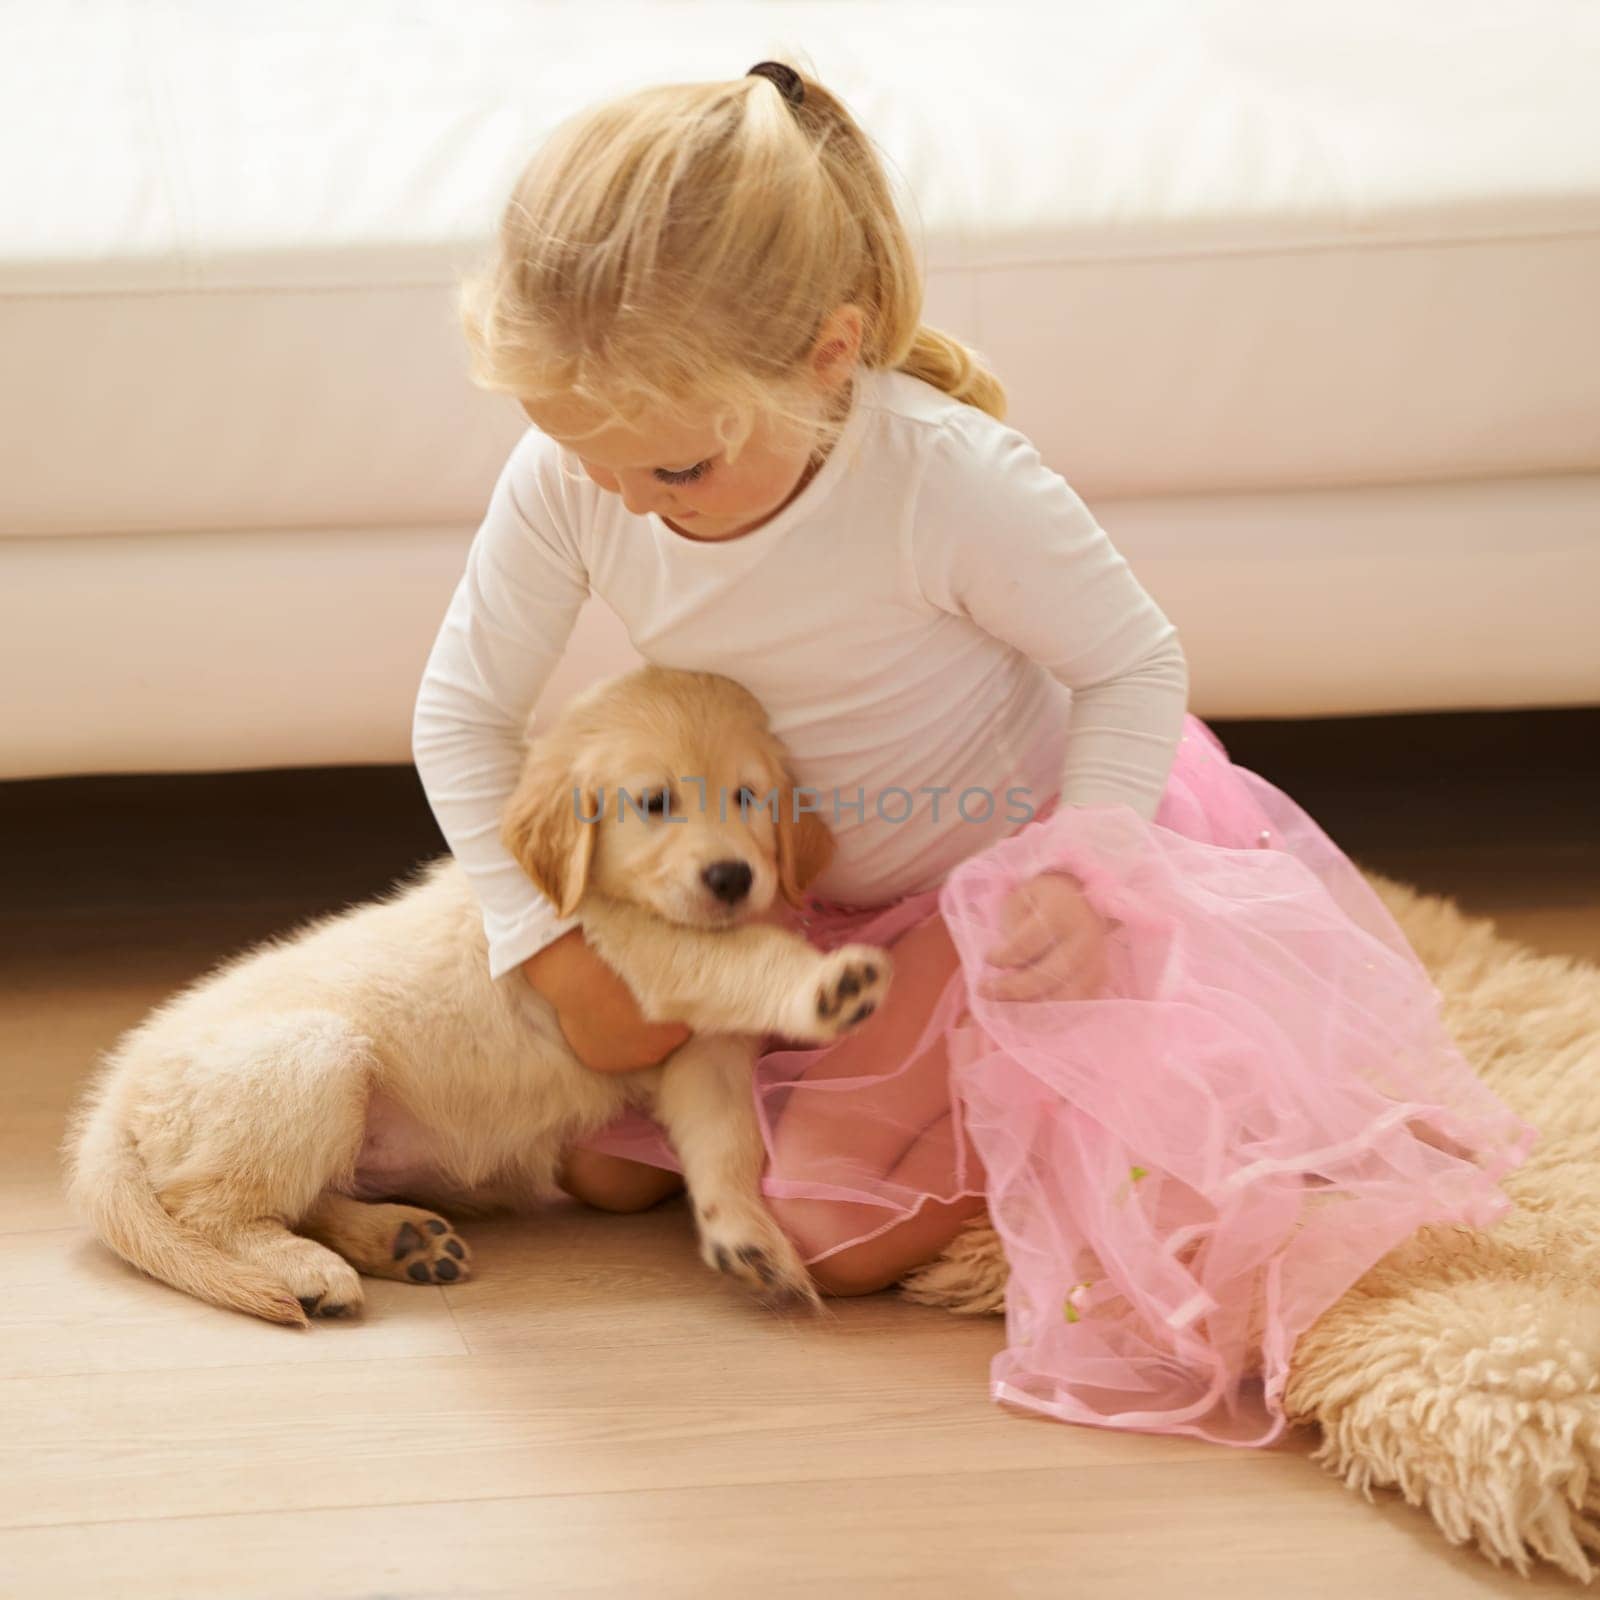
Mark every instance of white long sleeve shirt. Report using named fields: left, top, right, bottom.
left=413, top=369, right=1189, bottom=979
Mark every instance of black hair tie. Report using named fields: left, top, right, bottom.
left=747, top=61, right=805, bottom=108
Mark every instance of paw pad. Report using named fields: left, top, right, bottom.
left=712, top=1240, right=780, bottom=1286
left=814, top=950, right=890, bottom=1033
left=390, top=1213, right=471, bottom=1287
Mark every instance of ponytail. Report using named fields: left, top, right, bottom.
left=897, top=325, right=1006, bottom=421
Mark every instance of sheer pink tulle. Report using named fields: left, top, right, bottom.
left=577, top=716, right=1537, bottom=1446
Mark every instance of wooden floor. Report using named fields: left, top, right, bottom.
left=3, top=709, right=1597, bottom=1598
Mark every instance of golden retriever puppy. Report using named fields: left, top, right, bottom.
left=65, top=667, right=892, bottom=1325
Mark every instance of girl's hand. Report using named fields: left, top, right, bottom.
left=979, top=871, right=1109, bottom=1002
left=523, top=930, right=691, bottom=1073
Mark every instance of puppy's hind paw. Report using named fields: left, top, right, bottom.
left=270, top=1238, right=364, bottom=1321
left=384, top=1210, right=472, bottom=1286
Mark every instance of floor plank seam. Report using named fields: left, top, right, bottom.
left=0, top=1455, right=1291, bottom=1535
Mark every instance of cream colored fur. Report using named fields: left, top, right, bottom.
left=901, top=875, right=1600, bottom=1582
left=65, top=667, right=892, bottom=1326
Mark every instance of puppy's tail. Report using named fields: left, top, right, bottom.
left=65, top=1103, right=309, bottom=1328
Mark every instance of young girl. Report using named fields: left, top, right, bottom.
left=413, top=62, right=1534, bottom=1447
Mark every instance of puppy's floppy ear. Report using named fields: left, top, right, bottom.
left=501, top=749, right=599, bottom=919
left=775, top=774, right=835, bottom=907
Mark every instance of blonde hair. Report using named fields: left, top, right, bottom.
left=460, top=67, right=1005, bottom=452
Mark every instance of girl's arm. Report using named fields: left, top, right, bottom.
left=412, top=434, right=589, bottom=978
left=912, top=413, right=1188, bottom=1000
left=413, top=436, right=688, bottom=1071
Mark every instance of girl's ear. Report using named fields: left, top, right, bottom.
left=775, top=782, right=836, bottom=907
left=810, top=304, right=864, bottom=391
left=502, top=752, right=599, bottom=919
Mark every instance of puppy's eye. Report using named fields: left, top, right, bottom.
left=639, top=788, right=672, bottom=817
left=736, top=786, right=759, bottom=810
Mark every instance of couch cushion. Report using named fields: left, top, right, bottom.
left=4, top=0, right=1598, bottom=540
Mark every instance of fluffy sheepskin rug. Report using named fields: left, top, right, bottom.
left=901, top=874, right=1600, bottom=1581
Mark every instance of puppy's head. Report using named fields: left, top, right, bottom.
left=502, top=667, right=833, bottom=927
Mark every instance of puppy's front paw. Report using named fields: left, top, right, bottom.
left=792, top=945, right=892, bottom=1043
left=697, top=1202, right=820, bottom=1310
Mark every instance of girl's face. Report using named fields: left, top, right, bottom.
left=522, top=307, right=864, bottom=543
left=523, top=396, right=819, bottom=542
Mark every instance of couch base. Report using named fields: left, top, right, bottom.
left=6, top=472, right=1596, bottom=780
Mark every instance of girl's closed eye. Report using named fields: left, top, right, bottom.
left=654, top=459, right=712, bottom=486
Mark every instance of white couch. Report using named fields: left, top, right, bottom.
left=4, top=1, right=1598, bottom=780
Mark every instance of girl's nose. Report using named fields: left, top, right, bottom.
left=616, top=472, right=665, bottom=518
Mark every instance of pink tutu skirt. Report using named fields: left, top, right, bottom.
left=577, top=715, right=1536, bottom=1447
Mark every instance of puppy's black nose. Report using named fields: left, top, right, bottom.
left=702, top=860, right=753, bottom=905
